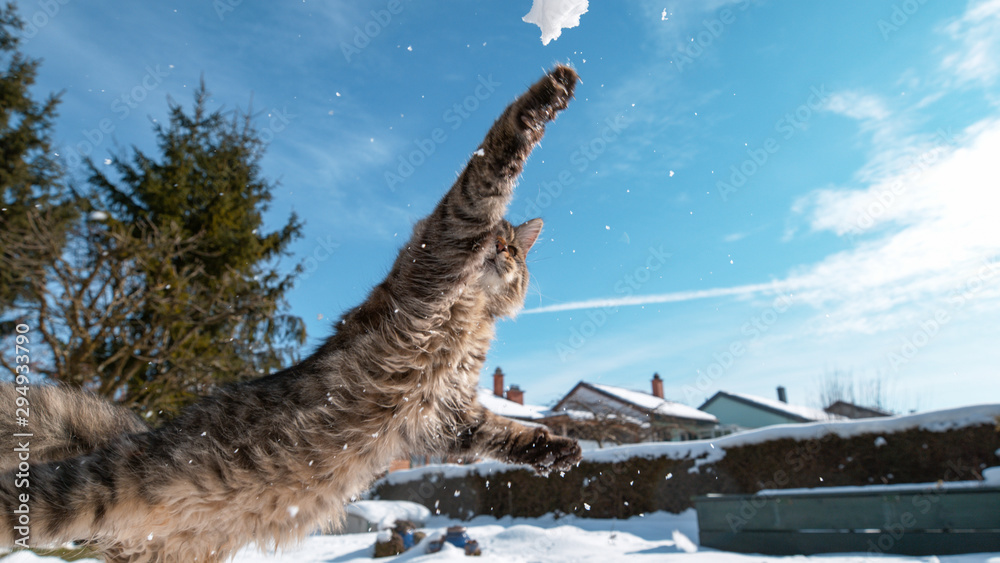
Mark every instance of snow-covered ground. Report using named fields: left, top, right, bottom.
left=5, top=405, right=998, bottom=562
left=5, top=509, right=998, bottom=562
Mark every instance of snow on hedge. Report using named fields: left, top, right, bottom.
left=582, top=403, right=1000, bottom=467
left=345, top=500, right=431, bottom=527
left=377, top=403, right=1000, bottom=485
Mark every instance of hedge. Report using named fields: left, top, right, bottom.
left=371, top=422, right=1000, bottom=520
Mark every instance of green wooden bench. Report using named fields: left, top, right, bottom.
left=694, top=485, right=1000, bottom=555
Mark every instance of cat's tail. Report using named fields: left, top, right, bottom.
left=0, top=383, right=149, bottom=472
left=0, top=430, right=155, bottom=553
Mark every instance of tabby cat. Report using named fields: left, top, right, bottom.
left=0, top=64, right=581, bottom=562
left=0, top=384, right=148, bottom=471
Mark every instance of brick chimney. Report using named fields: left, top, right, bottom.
left=777, top=385, right=787, bottom=403
left=651, top=373, right=664, bottom=399
left=506, top=384, right=524, bottom=405
left=493, top=367, right=504, bottom=398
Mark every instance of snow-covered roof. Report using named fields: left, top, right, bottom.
left=705, top=391, right=847, bottom=423
left=825, top=400, right=892, bottom=418
left=587, top=383, right=718, bottom=423
left=478, top=388, right=546, bottom=420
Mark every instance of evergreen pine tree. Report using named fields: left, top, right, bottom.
left=0, top=2, right=74, bottom=307
left=0, top=13, right=306, bottom=419
left=83, top=83, right=306, bottom=417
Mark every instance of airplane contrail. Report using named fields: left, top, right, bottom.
left=522, top=281, right=794, bottom=314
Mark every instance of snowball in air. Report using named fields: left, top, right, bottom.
left=523, top=0, right=589, bottom=45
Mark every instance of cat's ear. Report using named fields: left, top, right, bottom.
left=514, top=218, right=544, bottom=252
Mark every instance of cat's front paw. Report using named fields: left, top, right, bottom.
left=516, top=64, right=578, bottom=132
left=511, top=428, right=582, bottom=476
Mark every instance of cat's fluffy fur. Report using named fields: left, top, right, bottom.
left=0, top=385, right=148, bottom=471
left=0, top=65, right=581, bottom=562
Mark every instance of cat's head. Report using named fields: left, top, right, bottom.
left=478, top=218, right=543, bottom=317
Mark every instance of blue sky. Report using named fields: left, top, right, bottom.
left=15, top=0, right=1000, bottom=412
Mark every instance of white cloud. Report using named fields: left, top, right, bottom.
left=787, top=116, right=1000, bottom=333
left=824, top=91, right=891, bottom=122
left=796, top=126, right=959, bottom=237
left=940, top=0, right=1000, bottom=87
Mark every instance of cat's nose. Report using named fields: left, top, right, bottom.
left=496, top=241, right=508, bottom=254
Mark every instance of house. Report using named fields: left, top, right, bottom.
left=824, top=400, right=892, bottom=419
left=479, top=367, right=548, bottom=423
left=543, top=374, right=719, bottom=443
left=698, top=387, right=846, bottom=430
left=478, top=388, right=547, bottom=422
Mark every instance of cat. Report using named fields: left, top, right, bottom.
left=0, top=64, right=582, bottom=563
left=0, top=384, right=148, bottom=472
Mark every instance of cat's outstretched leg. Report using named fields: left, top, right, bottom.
left=438, top=63, right=577, bottom=231
left=451, top=408, right=582, bottom=476
left=388, top=65, right=578, bottom=307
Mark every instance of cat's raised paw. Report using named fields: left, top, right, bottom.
left=547, top=64, right=579, bottom=101
left=513, top=428, right=582, bottom=477
left=515, top=64, right=578, bottom=133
